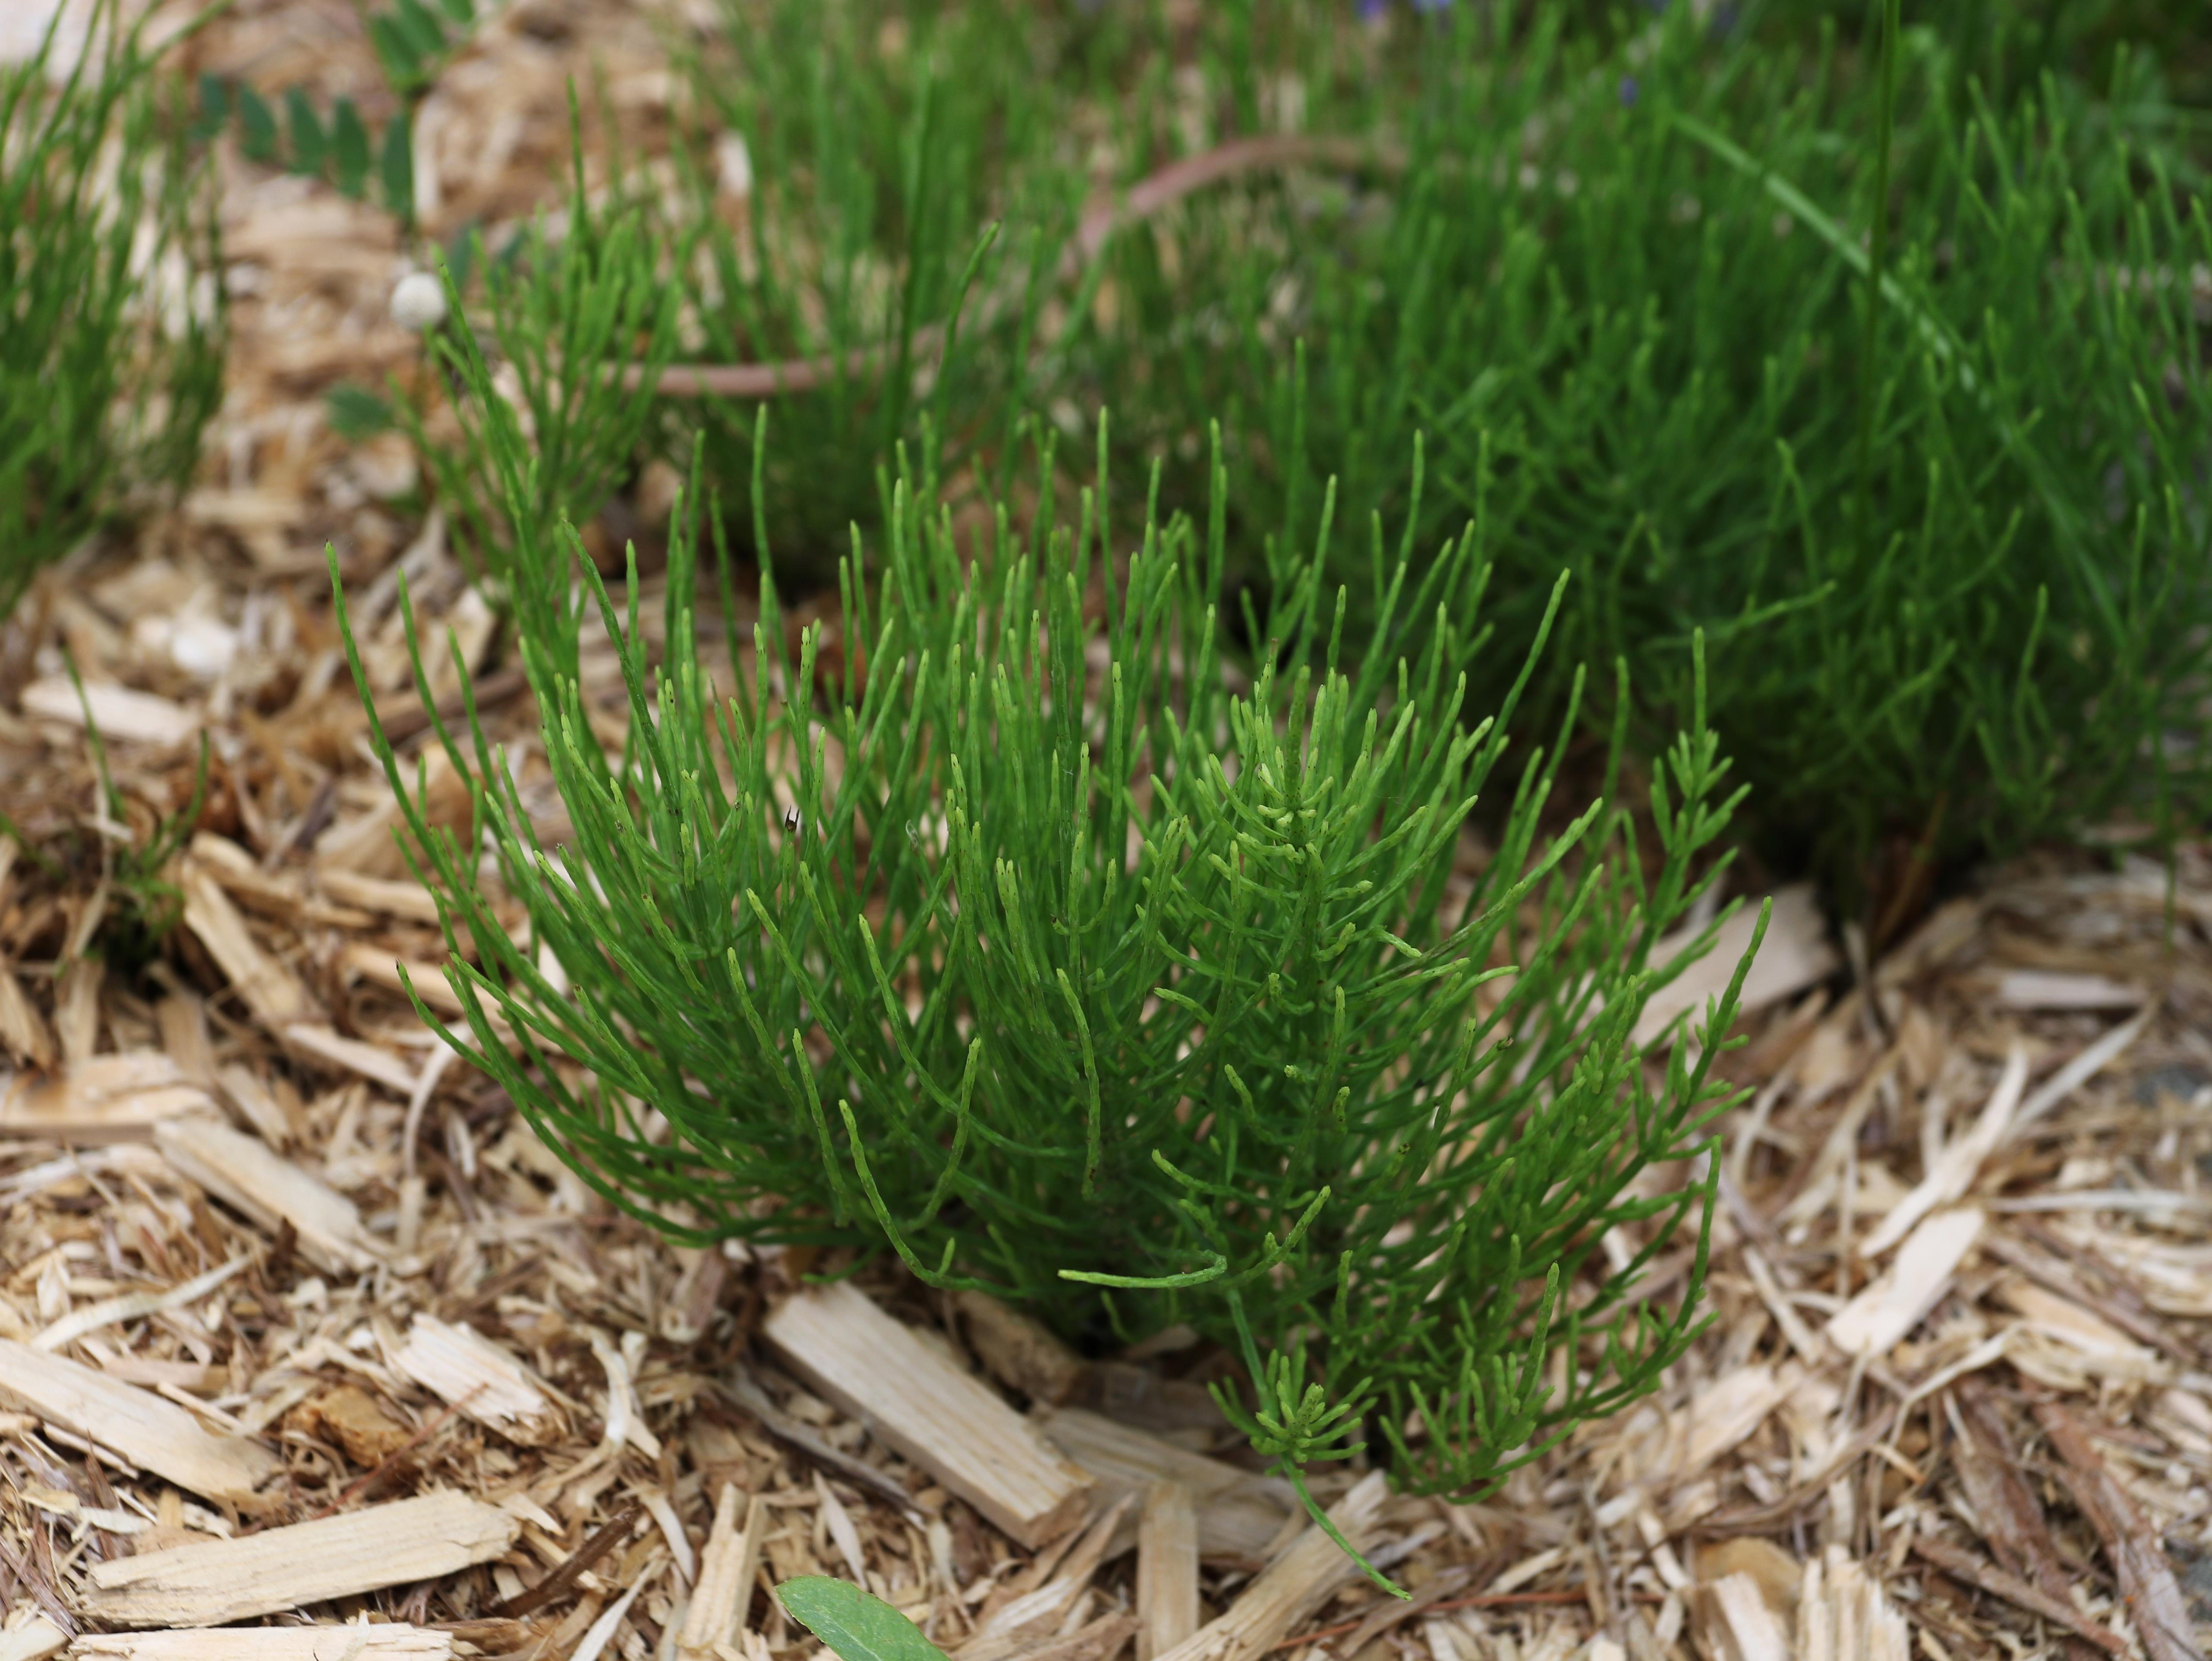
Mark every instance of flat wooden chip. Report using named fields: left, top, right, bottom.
left=0, top=1053, right=219, bottom=1141
left=1033, top=1406, right=1293, bottom=1559
left=154, top=1117, right=384, bottom=1275
left=81, top=1492, right=521, bottom=1627
left=764, top=1281, right=1095, bottom=1548
left=1149, top=1470, right=1390, bottom=1661
left=19, top=678, right=197, bottom=747
left=72, top=1629, right=455, bottom=1658
left=389, top=1313, right=563, bottom=1446
left=0, top=1340, right=279, bottom=1503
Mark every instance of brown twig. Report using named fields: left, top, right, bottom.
left=634, top=134, right=1404, bottom=401
left=1951, top=1383, right=2104, bottom=1661
left=2036, top=1402, right=2208, bottom=1661
left=716, top=1367, right=917, bottom=1511
left=1910, top=1535, right=2128, bottom=1655
left=485, top=1500, right=645, bottom=1620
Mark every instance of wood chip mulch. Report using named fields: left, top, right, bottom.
left=7, top=4, right=2212, bottom=1661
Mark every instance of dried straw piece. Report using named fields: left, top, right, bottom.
left=1908, top=1536, right=2124, bottom=1655
left=2035, top=1403, right=2208, bottom=1661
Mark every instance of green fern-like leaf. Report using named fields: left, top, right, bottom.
left=331, top=97, right=372, bottom=196
left=234, top=82, right=276, bottom=163
left=378, top=113, right=414, bottom=216
left=194, top=0, right=479, bottom=227
left=285, top=86, right=326, bottom=174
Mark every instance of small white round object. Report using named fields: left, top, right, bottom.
left=390, top=271, right=447, bottom=332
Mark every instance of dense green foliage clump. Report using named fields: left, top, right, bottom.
left=410, top=161, right=678, bottom=586
left=0, top=5, right=224, bottom=624
left=339, top=298, right=1762, bottom=1517
left=665, top=0, right=2212, bottom=894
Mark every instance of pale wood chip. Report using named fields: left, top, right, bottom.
left=213, top=1062, right=295, bottom=1147
left=389, top=1314, right=563, bottom=1446
left=1136, top=1482, right=1200, bottom=1661
left=154, top=990, right=214, bottom=1086
left=0, top=961, right=55, bottom=1070
left=1671, top=1364, right=1796, bottom=1483
left=154, top=1117, right=383, bottom=1275
left=20, top=677, right=196, bottom=747
left=679, top=1484, right=766, bottom=1658
left=1692, top=1539, right=1799, bottom=1621
left=1793, top=1548, right=1907, bottom=1661
left=0, top=1053, right=219, bottom=1140
left=763, top=1282, right=1094, bottom=1548
left=0, top=1340, right=279, bottom=1503
left=1687, top=1573, right=1789, bottom=1661
left=956, top=1290, right=1087, bottom=1406
left=187, top=834, right=373, bottom=929
left=1860, top=1045, right=2026, bottom=1258
left=994, top=1614, right=1141, bottom=1661
left=1148, top=1471, right=1390, bottom=1661
left=70, top=1629, right=454, bottom=1658
left=0, top=1607, right=67, bottom=1661
left=1826, top=1206, right=1981, bottom=1358
left=315, top=867, right=444, bottom=923
left=32, top=1253, right=250, bottom=1352
left=180, top=859, right=316, bottom=1029
left=1034, top=1406, right=1294, bottom=1559
left=280, top=1020, right=419, bottom=1094
left=2008, top=1007, right=2154, bottom=1139
left=1999, top=1281, right=2165, bottom=1374
left=82, top=1492, right=520, bottom=1627
left=1993, top=970, right=2147, bottom=1011
left=1635, top=885, right=1839, bottom=1049
left=963, top=1496, right=1133, bottom=1661
left=340, top=941, right=466, bottom=1015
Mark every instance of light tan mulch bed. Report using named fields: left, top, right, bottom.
left=7, top=4, right=2212, bottom=1661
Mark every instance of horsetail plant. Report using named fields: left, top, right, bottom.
left=1, top=0, right=224, bottom=624
left=333, top=325, right=1765, bottom=1576
left=403, top=148, right=679, bottom=589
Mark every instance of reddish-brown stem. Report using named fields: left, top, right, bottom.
left=633, top=133, right=1405, bottom=400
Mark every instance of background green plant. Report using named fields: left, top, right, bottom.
left=647, top=0, right=2212, bottom=903
left=0, top=1, right=225, bottom=626
left=671, top=0, right=1085, bottom=582
left=402, top=135, right=682, bottom=588
left=1070, top=3, right=2212, bottom=895
left=340, top=282, right=1764, bottom=1516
